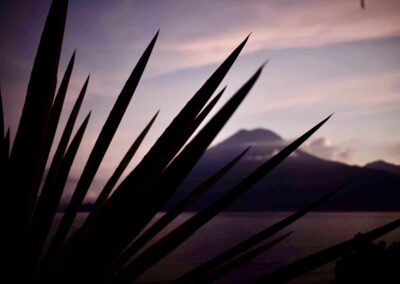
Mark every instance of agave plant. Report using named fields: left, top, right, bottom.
left=1, top=1, right=399, bottom=284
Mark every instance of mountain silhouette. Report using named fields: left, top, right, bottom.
left=215, top=128, right=283, bottom=148
left=168, top=129, right=400, bottom=211
left=365, top=160, right=400, bottom=176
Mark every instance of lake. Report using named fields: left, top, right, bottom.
left=64, top=212, right=400, bottom=283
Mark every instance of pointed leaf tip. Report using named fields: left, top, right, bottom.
left=149, top=110, right=160, bottom=123
left=262, top=59, right=270, bottom=67
left=321, top=113, right=334, bottom=124
left=252, top=64, right=265, bottom=80
left=239, top=34, right=250, bottom=49
left=151, top=110, right=160, bottom=123
left=82, top=111, right=92, bottom=125
left=215, top=87, right=227, bottom=98
left=82, top=74, right=91, bottom=88
left=309, top=114, right=333, bottom=133
left=152, top=30, right=160, bottom=42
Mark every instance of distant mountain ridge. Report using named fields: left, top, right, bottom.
left=217, top=128, right=283, bottom=147
left=165, top=129, right=400, bottom=212
left=365, top=160, right=400, bottom=176
left=207, top=128, right=315, bottom=162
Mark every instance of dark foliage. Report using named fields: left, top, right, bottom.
left=1, top=1, right=398, bottom=283
left=335, top=238, right=400, bottom=284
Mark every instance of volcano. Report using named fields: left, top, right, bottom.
left=169, top=129, right=400, bottom=211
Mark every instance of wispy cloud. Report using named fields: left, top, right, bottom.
left=246, top=71, right=400, bottom=115
left=170, top=0, right=400, bottom=52
left=303, top=137, right=355, bottom=163
left=92, top=0, right=400, bottom=72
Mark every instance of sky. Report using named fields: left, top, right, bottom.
left=1, top=0, right=399, bottom=190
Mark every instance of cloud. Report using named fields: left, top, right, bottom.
left=164, top=0, right=400, bottom=70
left=245, top=149, right=299, bottom=162
left=246, top=71, right=400, bottom=118
left=93, top=0, right=400, bottom=73
left=303, top=137, right=356, bottom=163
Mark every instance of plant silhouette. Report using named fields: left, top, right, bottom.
left=1, top=1, right=399, bottom=283
left=334, top=238, right=400, bottom=284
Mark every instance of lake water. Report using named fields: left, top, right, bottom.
left=65, top=212, right=400, bottom=283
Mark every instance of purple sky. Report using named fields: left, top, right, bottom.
left=1, top=0, right=399, bottom=192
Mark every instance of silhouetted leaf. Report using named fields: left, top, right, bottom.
left=72, top=39, right=251, bottom=282
left=0, top=88, right=7, bottom=180
left=109, top=147, right=249, bottom=276
left=45, top=31, right=159, bottom=276
left=32, top=75, right=89, bottom=236
left=38, top=75, right=89, bottom=203
left=102, top=36, right=249, bottom=222
left=252, top=218, right=400, bottom=284
left=33, top=76, right=89, bottom=282
left=59, top=111, right=160, bottom=281
left=174, top=185, right=344, bottom=283
left=25, top=55, right=77, bottom=278
left=4, top=0, right=68, bottom=276
left=87, top=110, right=159, bottom=227
left=161, top=87, right=226, bottom=169
left=0, top=85, right=4, bottom=140
left=26, top=112, right=91, bottom=283
left=4, top=128, right=10, bottom=157
left=114, top=112, right=331, bottom=282
left=108, top=65, right=265, bottom=283
left=43, top=51, right=76, bottom=170
left=58, top=110, right=159, bottom=279
left=8, top=0, right=68, bottom=218
left=0, top=128, right=10, bottom=178
left=197, top=232, right=292, bottom=284
left=94, top=89, right=225, bottom=275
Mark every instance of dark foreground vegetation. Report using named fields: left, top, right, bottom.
left=335, top=239, right=400, bottom=283
left=0, top=0, right=398, bottom=283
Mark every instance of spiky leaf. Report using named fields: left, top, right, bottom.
left=252, top=218, right=400, bottom=283
left=115, top=113, right=331, bottom=282
left=109, top=147, right=249, bottom=276
left=174, top=185, right=344, bottom=283
left=47, top=31, right=159, bottom=270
